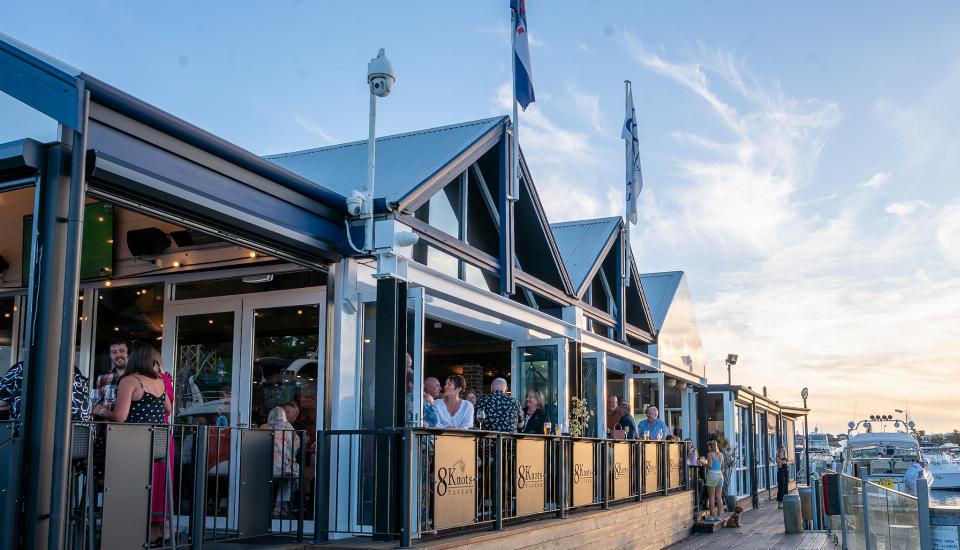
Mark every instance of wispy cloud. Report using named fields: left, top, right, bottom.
left=885, top=200, right=930, bottom=217
left=858, top=171, right=890, bottom=189
left=292, top=115, right=338, bottom=144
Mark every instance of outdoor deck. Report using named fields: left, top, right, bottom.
left=668, top=504, right=836, bottom=550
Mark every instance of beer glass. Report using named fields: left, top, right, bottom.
left=543, top=421, right=552, bottom=435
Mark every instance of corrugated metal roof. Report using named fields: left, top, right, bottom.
left=265, top=116, right=506, bottom=203
left=638, top=271, right=683, bottom=331
left=550, top=217, right=621, bottom=295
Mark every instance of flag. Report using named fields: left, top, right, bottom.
left=621, top=83, right=642, bottom=225
left=511, top=0, right=535, bottom=110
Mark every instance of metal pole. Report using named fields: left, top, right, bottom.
left=494, top=434, right=503, bottom=531
left=297, top=432, right=306, bottom=543
left=364, top=90, right=377, bottom=252
left=556, top=438, right=566, bottom=519
left=918, top=479, right=932, bottom=550
left=600, top=440, right=609, bottom=510
left=191, top=426, right=209, bottom=550
left=860, top=478, right=873, bottom=550
left=727, top=361, right=731, bottom=387
left=399, top=429, right=413, bottom=548
left=804, top=398, right=810, bottom=487
left=510, top=8, right=520, bottom=201
left=811, top=477, right=821, bottom=531
left=314, top=431, right=329, bottom=544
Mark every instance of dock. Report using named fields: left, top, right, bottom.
left=668, top=503, right=836, bottom=550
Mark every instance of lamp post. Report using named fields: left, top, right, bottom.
left=725, top=354, right=738, bottom=386
left=802, top=387, right=810, bottom=486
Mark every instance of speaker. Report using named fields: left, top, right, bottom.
left=126, top=228, right=171, bottom=257
left=0, top=255, right=8, bottom=274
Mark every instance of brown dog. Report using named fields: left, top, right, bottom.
left=724, top=506, right=743, bottom=528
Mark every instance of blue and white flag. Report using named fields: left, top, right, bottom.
left=621, top=83, right=642, bottom=225
left=511, top=0, right=535, bottom=110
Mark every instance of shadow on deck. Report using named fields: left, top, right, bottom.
left=668, top=502, right=837, bottom=550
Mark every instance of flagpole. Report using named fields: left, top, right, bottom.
left=510, top=7, right=520, bottom=201
left=624, top=80, right=632, bottom=288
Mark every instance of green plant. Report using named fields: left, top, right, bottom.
left=714, top=434, right=739, bottom=496
left=568, top=396, right=594, bottom=438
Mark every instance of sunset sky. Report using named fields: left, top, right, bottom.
left=3, top=1, right=959, bottom=433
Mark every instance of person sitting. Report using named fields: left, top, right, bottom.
left=475, top=378, right=522, bottom=433
left=605, top=394, right=624, bottom=437
left=637, top=406, right=670, bottom=439
left=724, top=505, right=743, bottom=528
left=617, top=401, right=639, bottom=439
left=1, top=361, right=91, bottom=423
left=435, top=375, right=474, bottom=429
left=520, top=389, right=547, bottom=434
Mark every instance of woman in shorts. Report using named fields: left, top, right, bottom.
left=705, top=440, right=725, bottom=521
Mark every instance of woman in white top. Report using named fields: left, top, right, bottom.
left=435, top=374, right=474, bottom=429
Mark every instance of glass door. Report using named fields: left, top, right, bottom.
left=512, top=338, right=567, bottom=429
left=581, top=351, right=605, bottom=438
left=624, top=373, right=664, bottom=434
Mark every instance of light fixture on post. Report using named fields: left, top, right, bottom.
left=725, top=354, right=738, bottom=386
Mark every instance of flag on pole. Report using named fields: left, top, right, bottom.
left=621, top=82, right=642, bottom=225
left=511, top=0, right=535, bottom=110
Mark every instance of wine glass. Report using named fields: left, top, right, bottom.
left=476, top=408, right=486, bottom=430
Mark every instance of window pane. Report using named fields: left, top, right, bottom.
left=359, top=303, right=376, bottom=430
left=250, top=304, right=320, bottom=429
left=466, top=177, right=500, bottom=257
left=463, top=263, right=499, bottom=293
left=173, top=312, right=234, bottom=424
left=519, top=345, right=559, bottom=426
left=93, top=283, right=164, bottom=382
left=426, top=245, right=459, bottom=279
left=426, top=181, right=461, bottom=238
left=582, top=357, right=599, bottom=437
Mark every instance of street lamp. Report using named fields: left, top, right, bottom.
left=725, top=354, right=738, bottom=386
left=801, top=387, right=810, bottom=486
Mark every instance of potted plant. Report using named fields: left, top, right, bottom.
left=568, top=397, right=594, bottom=438
left=715, top=434, right=739, bottom=512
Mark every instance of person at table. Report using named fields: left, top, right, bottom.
left=617, top=401, right=639, bottom=439
left=435, top=374, right=474, bottom=429
left=605, top=394, right=625, bottom=436
left=520, top=389, right=547, bottom=434
left=475, top=378, right=523, bottom=433
left=638, top=406, right=670, bottom=439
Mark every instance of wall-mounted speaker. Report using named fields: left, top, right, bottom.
left=0, top=255, right=8, bottom=274
left=126, top=228, right=171, bottom=257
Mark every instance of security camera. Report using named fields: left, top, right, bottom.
left=346, top=190, right=365, bottom=217
left=367, top=48, right=395, bottom=98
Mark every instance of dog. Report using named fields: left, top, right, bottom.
left=723, top=506, right=743, bottom=528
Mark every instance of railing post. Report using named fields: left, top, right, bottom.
left=399, top=429, right=413, bottom=548
left=840, top=476, right=849, bottom=550
left=556, top=438, right=566, bottom=519
left=811, top=477, right=821, bottom=531
left=662, top=443, right=669, bottom=497
left=297, top=431, right=306, bottom=543
left=494, top=434, right=503, bottom=531
left=313, top=431, right=329, bottom=544
left=918, top=480, right=932, bottom=550
left=600, top=440, right=609, bottom=510
left=191, top=425, right=209, bottom=550
left=860, top=478, right=873, bottom=550
left=634, top=440, right=642, bottom=502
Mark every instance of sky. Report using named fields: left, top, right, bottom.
left=3, top=2, right=960, bottom=434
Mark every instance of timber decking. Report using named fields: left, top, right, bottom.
left=668, top=503, right=837, bottom=550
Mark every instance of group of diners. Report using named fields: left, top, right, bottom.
left=416, top=375, right=549, bottom=434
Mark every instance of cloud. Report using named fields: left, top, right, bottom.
left=858, top=172, right=890, bottom=189
left=567, top=79, right=607, bottom=135
left=292, top=115, right=338, bottom=144
left=885, top=200, right=930, bottom=217
left=937, top=200, right=960, bottom=265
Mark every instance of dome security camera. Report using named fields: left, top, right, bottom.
left=346, top=190, right=365, bottom=217
left=368, top=48, right=395, bottom=98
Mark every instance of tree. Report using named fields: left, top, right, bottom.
left=950, top=430, right=960, bottom=445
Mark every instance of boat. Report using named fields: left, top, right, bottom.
left=841, top=417, right=923, bottom=493
left=924, top=446, right=960, bottom=490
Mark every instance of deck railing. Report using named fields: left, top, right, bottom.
left=314, top=428, right=690, bottom=545
left=825, top=471, right=932, bottom=550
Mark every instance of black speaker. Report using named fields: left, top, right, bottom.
left=0, top=255, right=8, bottom=274
left=126, top=228, right=171, bottom=257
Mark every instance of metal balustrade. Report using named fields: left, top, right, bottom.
left=314, top=428, right=690, bottom=545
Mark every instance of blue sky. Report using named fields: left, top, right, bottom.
left=3, top=2, right=960, bottom=433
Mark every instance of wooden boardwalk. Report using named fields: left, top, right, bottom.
left=668, top=504, right=837, bottom=550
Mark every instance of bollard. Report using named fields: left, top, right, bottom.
left=783, top=494, right=803, bottom=534
left=799, top=485, right=813, bottom=527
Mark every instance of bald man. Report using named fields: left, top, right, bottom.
left=475, top=378, right=523, bottom=432
left=422, top=376, right=441, bottom=427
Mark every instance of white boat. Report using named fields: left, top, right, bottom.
left=925, top=447, right=960, bottom=490
left=841, top=420, right=923, bottom=494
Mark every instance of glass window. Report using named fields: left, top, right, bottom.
left=250, top=304, right=320, bottom=429
left=465, top=177, right=500, bottom=257
left=172, top=312, right=234, bottom=424
left=359, top=303, right=376, bottom=430
left=463, top=263, right=499, bottom=293
left=93, top=283, right=164, bottom=382
left=0, top=297, right=14, bottom=370
left=425, top=181, right=462, bottom=238
left=174, top=271, right=325, bottom=301
left=706, top=394, right=725, bottom=439
left=631, top=377, right=660, bottom=423
left=426, top=245, right=459, bottom=279
left=519, top=345, right=559, bottom=425
left=581, top=356, right=599, bottom=437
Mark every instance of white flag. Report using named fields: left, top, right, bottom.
left=621, top=84, right=643, bottom=225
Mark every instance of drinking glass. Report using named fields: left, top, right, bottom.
left=476, top=408, right=486, bottom=430
left=543, top=421, right=552, bottom=435
left=643, top=430, right=651, bottom=440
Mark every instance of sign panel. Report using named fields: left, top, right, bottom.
left=516, top=438, right=546, bottom=516
left=433, top=435, right=477, bottom=530
left=612, top=442, right=632, bottom=500
left=571, top=441, right=595, bottom=507
left=669, top=444, right=682, bottom=488
left=934, top=525, right=960, bottom=550
left=644, top=442, right=660, bottom=493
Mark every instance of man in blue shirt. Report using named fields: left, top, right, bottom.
left=637, top=406, right=670, bottom=439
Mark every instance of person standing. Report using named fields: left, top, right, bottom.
left=91, top=338, right=128, bottom=416
left=435, top=375, right=473, bottom=429
left=97, top=343, right=172, bottom=545
left=474, top=378, right=522, bottom=432
left=776, top=444, right=789, bottom=508
left=262, top=406, right=300, bottom=517
left=520, top=389, right=547, bottom=434
left=637, top=406, right=670, bottom=440
left=704, top=440, right=725, bottom=521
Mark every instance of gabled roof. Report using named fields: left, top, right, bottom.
left=550, top=217, right=621, bottom=296
left=638, top=271, right=683, bottom=331
left=266, top=116, right=506, bottom=204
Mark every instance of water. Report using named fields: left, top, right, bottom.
left=932, top=489, right=960, bottom=506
